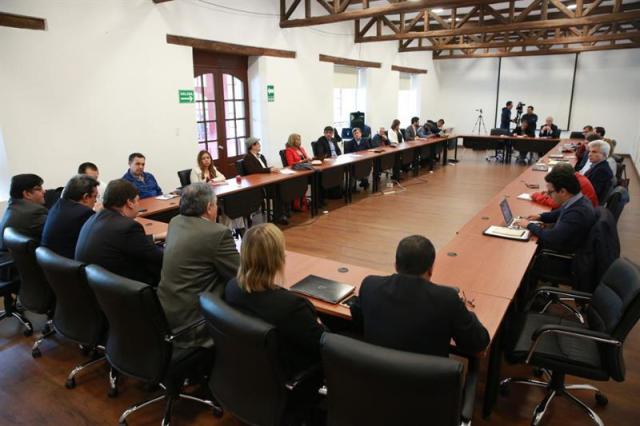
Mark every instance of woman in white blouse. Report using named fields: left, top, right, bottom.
left=389, top=119, right=402, bottom=144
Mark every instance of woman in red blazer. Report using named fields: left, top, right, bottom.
left=284, top=133, right=310, bottom=211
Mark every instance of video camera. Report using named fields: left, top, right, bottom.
left=516, top=102, right=526, bottom=113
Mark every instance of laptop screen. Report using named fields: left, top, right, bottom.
left=500, top=199, right=513, bottom=225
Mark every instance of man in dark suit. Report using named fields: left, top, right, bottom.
left=584, top=140, right=614, bottom=204
left=343, top=127, right=370, bottom=154
left=539, top=116, right=561, bottom=138
left=350, top=235, right=490, bottom=357
left=500, top=101, right=513, bottom=130
left=41, top=175, right=99, bottom=259
left=75, top=179, right=165, bottom=285
left=0, top=174, right=48, bottom=251
left=521, top=105, right=538, bottom=134
left=158, top=183, right=239, bottom=349
left=316, top=126, right=342, bottom=158
left=242, top=137, right=272, bottom=174
left=515, top=167, right=596, bottom=253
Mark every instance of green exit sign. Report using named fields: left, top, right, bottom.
left=267, top=84, right=275, bottom=102
left=179, top=89, right=194, bottom=103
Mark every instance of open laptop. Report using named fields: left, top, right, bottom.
left=483, top=199, right=531, bottom=241
left=290, top=275, right=355, bottom=304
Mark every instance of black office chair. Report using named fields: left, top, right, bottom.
left=35, top=247, right=114, bottom=392
left=310, top=141, right=319, bottom=157
left=321, top=332, right=476, bottom=426
left=85, top=265, right=222, bottom=426
left=279, top=149, right=288, bottom=168
left=3, top=228, right=55, bottom=357
left=605, top=185, right=629, bottom=223
left=570, top=131, right=585, bottom=139
left=177, top=168, right=191, bottom=187
left=0, top=252, right=33, bottom=335
left=501, top=257, right=640, bottom=426
left=44, top=187, right=63, bottom=209
left=235, top=159, right=247, bottom=176
left=199, top=292, right=321, bottom=426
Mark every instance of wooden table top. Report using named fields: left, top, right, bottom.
left=459, top=133, right=561, bottom=143
left=137, top=196, right=181, bottom=217
left=135, top=217, right=168, bottom=235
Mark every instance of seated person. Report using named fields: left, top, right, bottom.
left=242, top=137, right=272, bottom=174
left=388, top=119, right=403, bottom=144
left=521, top=106, right=538, bottom=134
left=284, top=133, right=310, bottom=211
left=514, top=120, right=535, bottom=163
left=584, top=140, right=614, bottom=204
left=405, top=116, right=420, bottom=141
left=350, top=235, right=489, bottom=357
left=370, top=127, right=389, bottom=148
left=539, top=116, right=560, bottom=138
left=531, top=162, right=598, bottom=208
left=343, top=127, right=370, bottom=153
left=122, top=152, right=162, bottom=198
left=41, top=175, right=99, bottom=259
left=575, top=132, right=600, bottom=173
left=75, top=179, right=165, bottom=285
left=316, top=126, right=342, bottom=158
left=0, top=174, right=48, bottom=251
left=436, top=119, right=446, bottom=133
left=158, top=183, right=239, bottom=349
left=190, top=150, right=225, bottom=184
left=225, top=223, right=325, bottom=376
left=416, top=122, right=433, bottom=138
left=594, top=126, right=618, bottom=177
left=582, top=125, right=594, bottom=137
left=514, top=167, right=596, bottom=253
left=78, top=162, right=103, bottom=203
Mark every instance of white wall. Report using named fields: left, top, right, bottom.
left=0, top=0, right=434, bottom=200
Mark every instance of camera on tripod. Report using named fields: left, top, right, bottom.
left=475, top=108, right=483, bottom=114
left=516, top=102, right=526, bottom=113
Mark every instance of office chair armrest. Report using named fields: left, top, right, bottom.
left=526, top=325, right=621, bottom=364
left=165, top=318, right=206, bottom=342
left=461, top=357, right=478, bottom=423
left=538, top=249, right=575, bottom=260
left=533, top=286, right=593, bottom=302
left=284, top=363, right=322, bottom=391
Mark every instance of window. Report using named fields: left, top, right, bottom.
left=333, top=65, right=367, bottom=132
left=398, top=72, right=418, bottom=128
left=193, top=51, right=250, bottom=176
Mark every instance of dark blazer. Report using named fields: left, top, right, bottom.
left=242, top=152, right=271, bottom=174
left=225, top=278, right=325, bottom=376
left=158, top=215, right=239, bottom=349
left=316, top=135, right=342, bottom=158
left=0, top=198, right=48, bottom=251
left=539, top=123, right=560, bottom=138
left=344, top=137, right=370, bottom=154
left=75, top=208, right=163, bottom=285
left=350, top=274, right=490, bottom=357
left=527, top=194, right=596, bottom=253
left=500, top=107, right=512, bottom=129
left=584, top=160, right=614, bottom=204
left=41, top=198, right=95, bottom=259
left=404, top=125, right=418, bottom=141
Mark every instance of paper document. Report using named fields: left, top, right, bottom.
left=279, top=168, right=296, bottom=175
left=155, top=194, right=178, bottom=200
left=517, top=193, right=532, bottom=201
left=485, top=226, right=527, bottom=238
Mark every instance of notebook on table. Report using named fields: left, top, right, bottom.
left=290, top=275, right=355, bottom=304
left=483, top=199, right=531, bottom=241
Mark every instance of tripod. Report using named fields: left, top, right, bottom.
left=472, top=110, right=487, bottom=134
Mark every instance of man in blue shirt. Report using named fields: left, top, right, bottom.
left=500, top=101, right=513, bottom=130
left=122, top=152, right=162, bottom=199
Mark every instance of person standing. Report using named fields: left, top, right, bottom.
left=521, top=106, right=538, bottom=135
left=500, top=101, right=513, bottom=130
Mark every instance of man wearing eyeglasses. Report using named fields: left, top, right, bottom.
left=0, top=174, right=48, bottom=251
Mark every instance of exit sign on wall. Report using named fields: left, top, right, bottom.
left=179, top=90, right=194, bottom=103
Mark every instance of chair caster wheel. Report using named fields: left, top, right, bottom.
left=23, top=328, right=33, bottom=337
left=595, top=392, right=608, bottom=406
left=108, top=387, right=118, bottom=398
left=32, top=348, right=41, bottom=358
left=212, top=406, right=224, bottom=418
left=65, top=378, right=76, bottom=389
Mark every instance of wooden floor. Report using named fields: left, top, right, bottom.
left=1, top=148, right=638, bottom=425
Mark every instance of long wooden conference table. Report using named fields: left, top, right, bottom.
left=137, top=138, right=576, bottom=418
left=459, top=134, right=560, bottom=163
left=137, top=134, right=458, bottom=221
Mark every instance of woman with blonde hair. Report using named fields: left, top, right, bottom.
left=225, top=223, right=325, bottom=375
left=190, top=150, right=225, bottom=184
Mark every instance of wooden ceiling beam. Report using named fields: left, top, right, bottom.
left=0, top=11, right=46, bottom=30
left=319, top=53, right=382, bottom=68
left=391, top=64, right=428, bottom=74
left=432, top=42, right=640, bottom=59
left=166, top=34, right=296, bottom=58
left=280, top=0, right=505, bottom=28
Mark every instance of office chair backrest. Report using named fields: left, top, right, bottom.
left=86, top=264, right=171, bottom=384
left=279, top=149, right=288, bottom=168
left=36, top=247, right=106, bottom=347
left=235, top=159, right=247, bottom=176
left=321, top=332, right=464, bottom=426
left=3, top=228, right=54, bottom=314
left=605, top=186, right=629, bottom=223
left=572, top=207, right=620, bottom=293
left=177, top=169, right=192, bottom=187
left=44, top=187, right=63, bottom=210
left=199, top=292, right=287, bottom=426
left=570, top=131, right=585, bottom=139
left=587, top=258, right=640, bottom=381
left=490, top=128, right=511, bottom=136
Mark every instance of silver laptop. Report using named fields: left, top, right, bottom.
left=500, top=198, right=522, bottom=228
left=483, top=199, right=531, bottom=241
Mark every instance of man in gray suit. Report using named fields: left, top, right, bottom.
left=0, top=174, right=48, bottom=251
left=158, top=183, right=240, bottom=349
